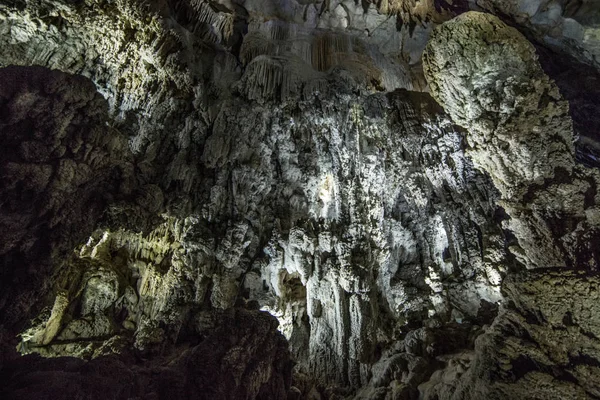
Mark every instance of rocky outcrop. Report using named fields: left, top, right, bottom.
left=418, top=11, right=600, bottom=399
left=534, top=43, right=600, bottom=169
left=0, top=66, right=131, bottom=363
left=0, top=66, right=291, bottom=398
left=2, top=308, right=293, bottom=400
left=475, top=0, right=600, bottom=68
left=1, top=1, right=600, bottom=400
left=423, top=11, right=600, bottom=269
left=420, top=269, right=600, bottom=400
left=480, top=269, right=600, bottom=399
left=13, top=82, right=507, bottom=396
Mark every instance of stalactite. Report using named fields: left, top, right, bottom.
left=311, top=32, right=352, bottom=72
left=3, top=1, right=600, bottom=399
left=242, top=55, right=284, bottom=100
left=240, top=31, right=275, bottom=65
left=190, top=0, right=235, bottom=44
left=371, top=0, right=454, bottom=23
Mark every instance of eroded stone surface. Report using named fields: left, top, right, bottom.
left=476, top=0, right=600, bottom=68
left=3, top=308, right=293, bottom=400
left=421, top=270, right=600, bottom=399
left=423, top=11, right=600, bottom=269
left=14, top=86, right=507, bottom=397
left=0, top=1, right=600, bottom=399
left=0, top=66, right=131, bottom=365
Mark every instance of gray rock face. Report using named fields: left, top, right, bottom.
left=420, top=11, right=600, bottom=399
left=14, top=82, right=506, bottom=395
left=1, top=1, right=600, bottom=399
left=475, top=0, right=600, bottom=68
left=419, top=269, right=600, bottom=400
left=423, top=11, right=600, bottom=269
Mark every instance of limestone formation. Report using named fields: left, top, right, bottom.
left=0, top=66, right=132, bottom=365
left=423, top=11, right=600, bottom=269
left=419, top=269, right=600, bottom=399
left=3, top=308, right=293, bottom=400
left=0, top=1, right=600, bottom=399
left=11, top=83, right=507, bottom=396
left=476, top=0, right=600, bottom=68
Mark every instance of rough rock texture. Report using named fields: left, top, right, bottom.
left=0, top=65, right=292, bottom=399
left=14, top=83, right=507, bottom=396
left=1, top=0, right=600, bottom=399
left=423, top=11, right=600, bottom=269
left=419, top=11, right=600, bottom=399
left=420, top=269, right=600, bottom=399
left=3, top=308, right=293, bottom=400
left=475, top=0, right=600, bottom=67
left=0, top=66, right=131, bottom=363
left=535, top=42, right=600, bottom=169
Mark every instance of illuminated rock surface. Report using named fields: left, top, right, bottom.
left=0, top=1, right=599, bottom=399
left=423, top=11, right=600, bottom=269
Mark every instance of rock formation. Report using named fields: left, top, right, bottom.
left=0, top=1, right=599, bottom=399
left=423, top=11, right=600, bottom=269
left=0, top=66, right=132, bottom=364
left=420, top=11, right=600, bottom=399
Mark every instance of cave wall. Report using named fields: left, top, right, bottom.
left=0, top=65, right=131, bottom=363
left=0, top=0, right=600, bottom=399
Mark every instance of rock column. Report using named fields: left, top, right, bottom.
left=423, top=12, right=600, bottom=268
